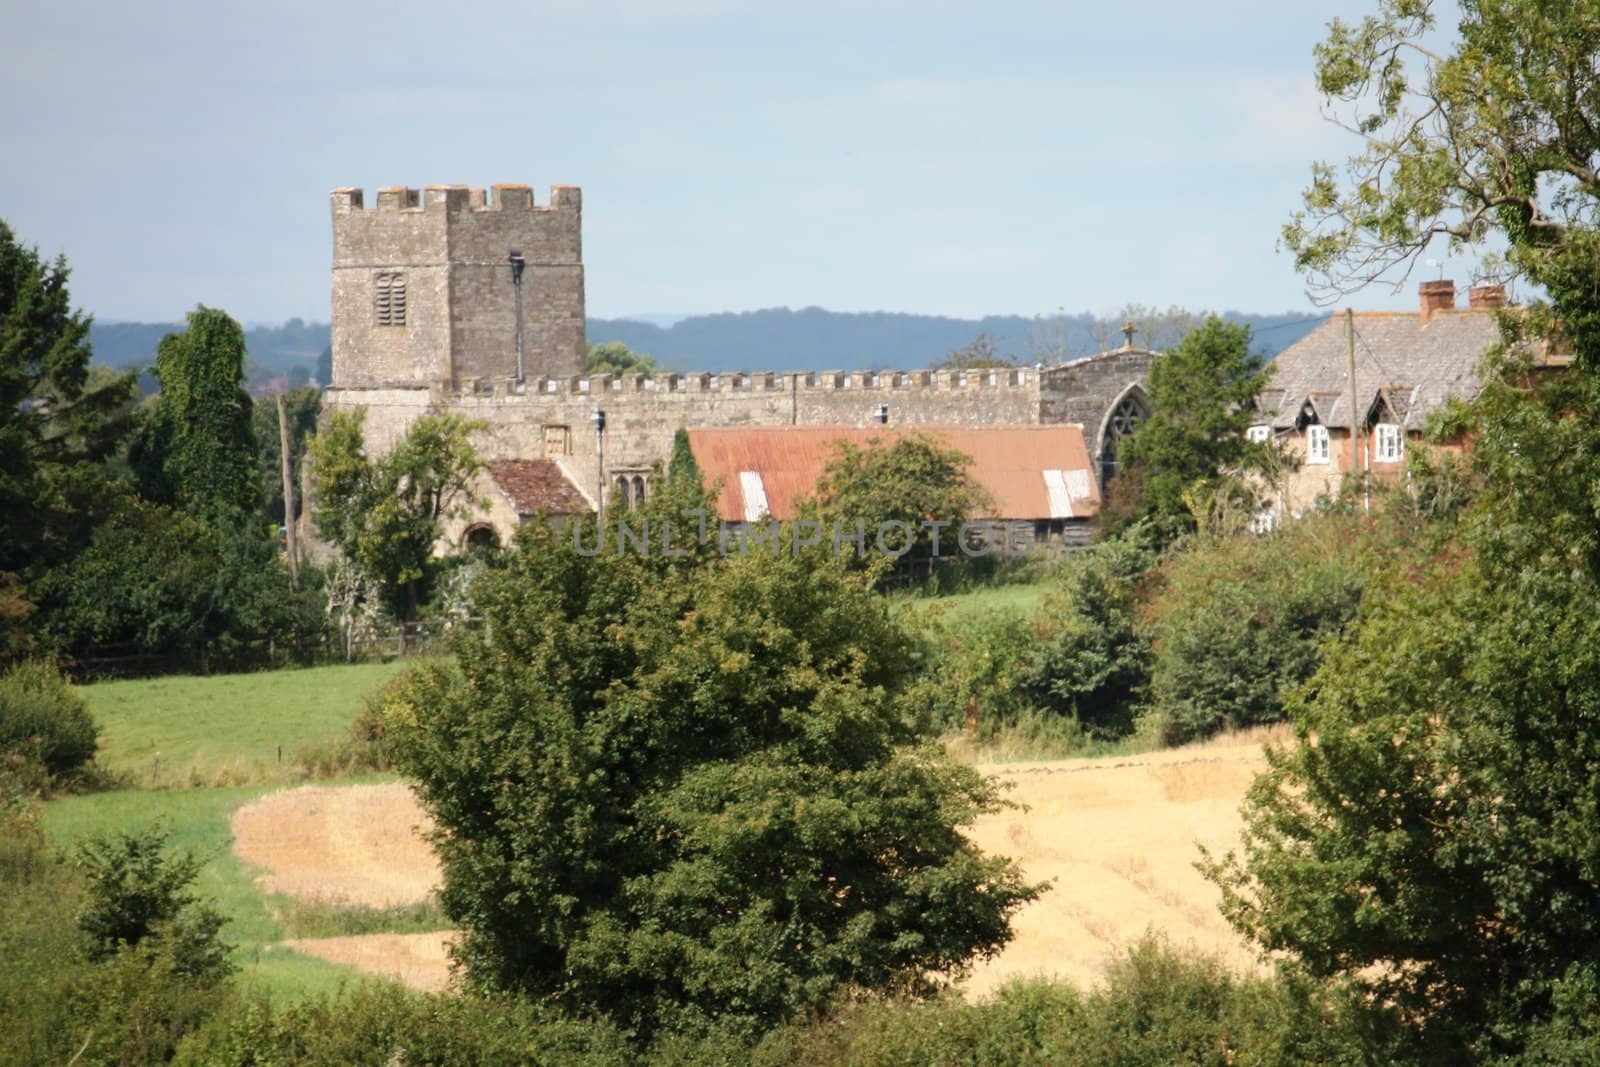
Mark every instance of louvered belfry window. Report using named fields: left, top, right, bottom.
left=374, top=272, right=406, bottom=326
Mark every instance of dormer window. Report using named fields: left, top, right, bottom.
left=374, top=272, right=406, bottom=326
left=1374, top=423, right=1404, bottom=463
left=1306, top=425, right=1330, bottom=464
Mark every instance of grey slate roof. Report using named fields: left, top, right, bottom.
left=1260, top=310, right=1501, bottom=432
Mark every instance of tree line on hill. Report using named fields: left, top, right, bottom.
left=87, top=304, right=1324, bottom=388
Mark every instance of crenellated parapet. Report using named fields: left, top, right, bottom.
left=330, top=184, right=581, bottom=215
left=448, top=365, right=1040, bottom=399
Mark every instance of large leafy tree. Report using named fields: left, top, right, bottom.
left=308, top=408, right=484, bottom=619
left=1213, top=285, right=1600, bottom=1061
left=1113, top=316, right=1273, bottom=539
left=383, top=507, right=1038, bottom=1040
left=133, top=306, right=260, bottom=519
left=804, top=433, right=991, bottom=582
left=1285, top=0, right=1600, bottom=368
left=1204, top=5, right=1600, bottom=1058
left=0, top=222, right=136, bottom=576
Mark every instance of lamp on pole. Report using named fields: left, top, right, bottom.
left=592, top=409, right=607, bottom=513
left=508, top=251, right=527, bottom=384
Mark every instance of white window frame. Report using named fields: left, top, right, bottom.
left=1374, top=422, right=1404, bottom=463
left=1305, top=424, right=1330, bottom=464
left=1247, top=424, right=1272, bottom=444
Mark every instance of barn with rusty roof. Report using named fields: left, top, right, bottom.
left=686, top=424, right=1101, bottom=545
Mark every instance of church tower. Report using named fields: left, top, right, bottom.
left=328, top=183, right=586, bottom=390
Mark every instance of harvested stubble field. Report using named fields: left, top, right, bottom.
left=230, top=728, right=1277, bottom=995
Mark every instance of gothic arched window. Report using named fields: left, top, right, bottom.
left=1100, top=391, right=1150, bottom=485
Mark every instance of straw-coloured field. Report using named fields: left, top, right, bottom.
left=232, top=731, right=1276, bottom=995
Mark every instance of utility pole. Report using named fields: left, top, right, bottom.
left=509, top=251, right=527, bottom=384
left=1345, top=308, right=1360, bottom=498
left=276, top=392, right=299, bottom=590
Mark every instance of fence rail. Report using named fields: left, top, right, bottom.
left=72, top=617, right=486, bottom=680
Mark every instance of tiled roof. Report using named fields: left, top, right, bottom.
left=686, top=425, right=1100, bottom=523
left=1262, top=310, right=1501, bottom=431
left=486, top=459, right=590, bottom=516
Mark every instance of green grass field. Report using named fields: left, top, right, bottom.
left=893, top=576, right=1056, bottom=634
left=39, top=661, right=438, bottom=1000
left=41, top=779, right=416, bottom=1002
left=81, top=662, right=407, bottom=788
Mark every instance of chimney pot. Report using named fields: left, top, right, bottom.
left=1469, top=284, right=1508, bottom=310
left=1419, top=279, right=1456, bottom=324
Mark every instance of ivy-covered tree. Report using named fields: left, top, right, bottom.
left=665, top=426, right=701, bottom=491
left=382, top=515, right=1038, bottom=1040
left=1112, top=316, right=1272, bottom=540
left=133, top=306, right=260, bottom=520
left=308, top=408, right=484, bottom=619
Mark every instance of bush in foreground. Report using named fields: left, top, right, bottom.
left=0, top=659, right=98, bottom=778
left=384, top=516, right=1040, bottom=1040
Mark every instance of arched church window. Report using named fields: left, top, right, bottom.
left=1100, top=392, right=1150, bottom=485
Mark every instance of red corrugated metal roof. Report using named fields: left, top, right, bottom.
left=686, top=425, right=1100, bottom=523
left=486, top=459, right=590, bottom=516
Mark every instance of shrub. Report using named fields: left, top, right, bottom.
left=667, top=938, right=1381, bottom=1067
left=1139, top=517, right=1369, bottom=745
left=1015, top=528, right=1157, bottom=738
left=76, top=824, right=233, bottom=981
left=0, top=811, right=233, bottom=1067
left=912, top=607, right=1042, bottom=735
left=0, top=659, right=98, bottom=777
left=172, top=984, right=634, bottom=1066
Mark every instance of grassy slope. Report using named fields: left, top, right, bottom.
left=41, top=781, right=402, bottom=1002
left=44, top=661, right=429, bottom=1001
left=81, top=662, right=406, bottom=787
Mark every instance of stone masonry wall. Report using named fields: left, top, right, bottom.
left=330, top=184, right=585, bottom=392
left=323, top=366, right=1045, bottom=513
left=1039, top=349, right=1156, bottom=460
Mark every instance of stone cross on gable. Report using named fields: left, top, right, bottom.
left=1121, top=321, right=1136, bottom=350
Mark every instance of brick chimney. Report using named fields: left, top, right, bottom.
left=1468, top=284, right=1507, bottom=310
left=1419, top=279, right=1456, bottom=324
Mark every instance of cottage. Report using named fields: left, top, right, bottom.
left=1252, top=280, right=1562, bottom=516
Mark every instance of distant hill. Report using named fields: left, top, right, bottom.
left=90, top=307, right=1324, bottom=380
left=91, top=318, right=330, bottom=378
left=588, top=307, right=1324, bottom=372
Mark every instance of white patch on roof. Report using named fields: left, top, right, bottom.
left=1065, top=469, right=1094, bottom=502
left=738, top=470, right=770, bottom=522
left=1043, top=469, right=1074, bottom=519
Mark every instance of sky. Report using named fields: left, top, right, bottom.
left=2, top=0, right=1473, bottom=325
